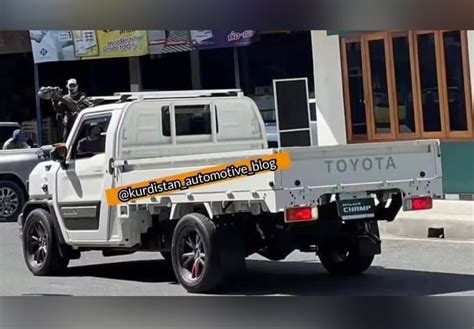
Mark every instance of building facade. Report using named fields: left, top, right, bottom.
left=1, top=30, right=472, bottom=196
left=0, top=31, right=315, bottom=144
left=311, top=30, right=474, bottom=197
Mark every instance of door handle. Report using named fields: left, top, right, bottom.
left=108, top=158, right=115, bottom=175
left=108, top=158, right=127, bottom=175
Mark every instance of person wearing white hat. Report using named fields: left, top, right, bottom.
left=51, top=78, right=89, bottom=141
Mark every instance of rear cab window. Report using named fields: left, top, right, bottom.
left=162, top=104, right=218, bottom=136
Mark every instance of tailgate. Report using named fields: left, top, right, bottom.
left=276, top=140, right=442, bottom=194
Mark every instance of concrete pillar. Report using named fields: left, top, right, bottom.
left=239, top=47, right=250, bottom=93
left=33, top=63, right=43, bottom=145
left=311, top=31, right=347, bottom=146
left=233, top=47, right=241, bottom=89
left=128, top=57, right=142, bottom=92
left=190, top=50, right=202, bottom=90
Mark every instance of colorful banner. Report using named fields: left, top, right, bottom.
left=30, top=30, right=257, bottom=63
left=190, top=30, right=259, bottom=49
left=147, top=30, right=167, bottom=54
left=190, top=30, right=214, bottom=47
left=72, top=30, right=99, bottom=57
left=31, top=30, right=148, bottom=63
left=87, top=30, right=148, bottom=59
left=30, top=30, right=76, bottom=63
left=148, top=30, right=194, bottom=54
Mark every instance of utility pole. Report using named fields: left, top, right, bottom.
left=33, top=63, right=42, bottom=145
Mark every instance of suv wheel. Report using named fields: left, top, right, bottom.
left=0, top=180, right=25, bottom=222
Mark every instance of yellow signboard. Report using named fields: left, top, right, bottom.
left=83, top=30, right=148, bottom=59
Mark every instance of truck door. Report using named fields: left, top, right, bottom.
left=54, top=112, right=113, bottom=242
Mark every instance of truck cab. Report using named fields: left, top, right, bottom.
left=25, top=89, right=267, bottom=243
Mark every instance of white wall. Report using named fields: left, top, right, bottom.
left=311, top=31, right=347, bottom=146
left=467, top=31, right=474, bottom=110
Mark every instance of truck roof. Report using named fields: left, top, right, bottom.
left=80, top=103, right=128, bottom=115
left=81, top=89, right=249, bottom=115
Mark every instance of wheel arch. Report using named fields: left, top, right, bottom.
left=21, top=200, right=66, bottom=245
left=170, top=202, right=213, bottom=220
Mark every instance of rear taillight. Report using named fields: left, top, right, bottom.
left=285, top=207, right=318, bottom=222
left=404, top=196, right=433, bottom=211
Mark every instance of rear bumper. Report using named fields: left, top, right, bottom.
left=287, top=217, right=382, bottom=256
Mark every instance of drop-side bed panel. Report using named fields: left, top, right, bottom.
left=274, top=140, right=443, bottom=210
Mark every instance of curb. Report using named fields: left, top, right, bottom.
left=379, top=200, right=474, bottom=240
left=444, top=194, right=474, bottom=201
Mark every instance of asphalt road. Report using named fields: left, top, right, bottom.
left=1, top=222, right=473, bottom=296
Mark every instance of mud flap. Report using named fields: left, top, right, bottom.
left=358, top=235, right=381, bottom=256
left=357, top=221, right=381, bottom=256
left=218, top=228, right=246, bottom=278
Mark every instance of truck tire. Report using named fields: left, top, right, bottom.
left=0, top=180, right=25, bottom=222
left=171, top=213, right=222, bottom=293
left=22, top=208, right=69, bottom=276
left=318, top=245, right=374, bottom=275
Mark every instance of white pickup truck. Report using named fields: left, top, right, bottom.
left=18, top=89, right=443, bottom=293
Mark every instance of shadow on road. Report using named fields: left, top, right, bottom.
left=63, top=259, right=178, bottom=284
left=0, top=219, right=16, bottom=224
left=60, top=258, right=474, bottom=296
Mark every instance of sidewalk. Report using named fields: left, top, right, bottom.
left=379, top=200, right=474, bottom=240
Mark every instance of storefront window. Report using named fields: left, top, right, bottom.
left=345, top=41, right=367, bottom=135
left=368, top=39, right=391, bottom=134
left=417, top=33, right=442, bottom=132
left=392, top=36, right=416, bottom=133
left=443, top=31, right=468, bottom=131
left=341, top=30, right=472, bottom=142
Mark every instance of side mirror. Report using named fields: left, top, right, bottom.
left=51, top=144, right=68, bottom=167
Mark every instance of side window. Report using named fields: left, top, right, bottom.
left=162, top=104, right=215, bottom=136
left=161, top=106, right=171, bottom=137
left=71, top=115, right=111, bottom=159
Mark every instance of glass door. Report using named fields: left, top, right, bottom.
left=364, top=33, right=397, bottom=139
left=413, top=31, right=446, bottom=138
left=341, top=36, right=369, bottom=142
left=389, top=31, right=420, bottom=138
